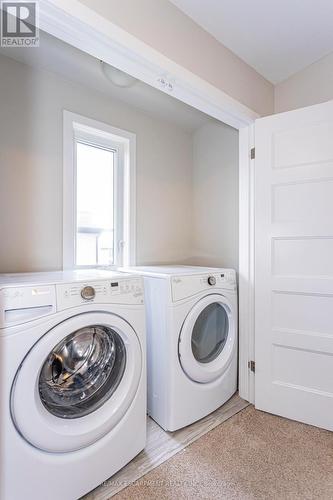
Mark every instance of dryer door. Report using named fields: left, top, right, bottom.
left=11, top=312, right=142, bottom=453
left=178, top=294, right=236, bottom=383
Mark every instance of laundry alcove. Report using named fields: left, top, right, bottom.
left=0, top=24, right=250, bottom=407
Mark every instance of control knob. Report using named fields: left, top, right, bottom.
left=207, top=276, right=216, bottom=286
left=81, top=286, right=96, bottom=300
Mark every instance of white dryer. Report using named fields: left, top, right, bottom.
left=122, top=266, right=237, bottom=431
left=0, top=270, right=146, bottom=500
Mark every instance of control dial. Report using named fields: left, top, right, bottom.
left=81, top=286, right=96, bottom=300
left=207, top=276, right=216, bottom=286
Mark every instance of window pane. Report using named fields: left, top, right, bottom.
left=76, top=142, right=114, bottom=266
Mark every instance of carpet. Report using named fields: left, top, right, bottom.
left=114, top=405, right=333, bottom=499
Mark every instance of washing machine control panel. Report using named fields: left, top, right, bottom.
left=171, top=270, right=236, bottom=302
left=0, top=285, right=57, bottom=328
left=56, top=277, right=144, bottom=310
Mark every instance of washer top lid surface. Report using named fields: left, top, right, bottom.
left=120, top=265, right=235, bottom=278
left=0, top=269, right=133, bottom=289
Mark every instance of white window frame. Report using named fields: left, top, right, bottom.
left=63, top=110, right=136, bottom=269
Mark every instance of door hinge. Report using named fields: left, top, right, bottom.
left=248, top=360, right=255, bottom=373
left=250, top=147, right=255, bottom=160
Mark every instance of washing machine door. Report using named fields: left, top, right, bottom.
left=11, top=312, right=142, bottom=453
left=178, top=294, right=236, bottom=383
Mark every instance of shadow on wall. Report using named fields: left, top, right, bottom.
left=138, top=254, right=237, bottom=271
left=0, top=55, right=62, bottom=273
left=137, top=121, right=239, bottom=272
left=190, top=121, right=239, bottom=271
left=182, top=255, right=235, bottom=269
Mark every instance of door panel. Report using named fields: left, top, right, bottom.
left=178, top=294, right=236, bottom=384
left=272, top=122, right=333, bottom=168
left=39, top=325, right=127, bottom=419
left=191, top=302, right=229, bottom=364
left=255, top=99, right=333, bottom=431
left=11, top=312, right=142, bottom=452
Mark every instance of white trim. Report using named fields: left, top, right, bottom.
left=62, top=111, right=136, bottom=269
left=63, top=110, right=76, bottom=269
left=238, top=125, right=255, bottom=403
left=123, top=135, right=137, bottom=266
left=40, top=0, right=258, bottom=130
left=41, top=0, right=256, bottom=402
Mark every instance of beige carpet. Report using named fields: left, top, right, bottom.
left=85, top=394, right=249, bottom=499
left=114, top=406, right=333, bottom=500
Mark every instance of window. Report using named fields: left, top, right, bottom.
left=63, top=111, right=136, bottom=269
left=76, top=142, right=115, bottom=266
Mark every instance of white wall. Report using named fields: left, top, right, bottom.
left=275, top=51, right=333, bottom=113
left=0, top=54, right=193, bottom=272
left=188, top=121, right=239, bottom=270
left=77, top=0, right=274, bottom=116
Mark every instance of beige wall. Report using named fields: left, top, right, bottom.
left=188, top=122, right=239, bottom=270
left=0, top=54, right=193, bottom=272
left=275, top=51, right=333, bottom=113
left=78, top=0, right=274, bottom=117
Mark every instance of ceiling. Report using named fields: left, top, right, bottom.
left=0, top=31, right=211, bottom=132
left=169, top=0, right=333, bottom=84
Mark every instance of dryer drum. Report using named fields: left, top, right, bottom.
left=38, top=325, right=126, bottom=419
left=191, top=302, right=229, bottom=364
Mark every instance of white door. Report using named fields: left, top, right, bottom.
left=255, top=99, right=333, bottom=431
left=178, top=294, right=236, bottom=383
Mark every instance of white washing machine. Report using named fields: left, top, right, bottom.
left=122, top=266, right=238, bottom=431
left=0, top=270, right=146, bottom=500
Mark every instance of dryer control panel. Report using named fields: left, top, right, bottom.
left=56, top=277, right=144, bottom=310
left=171, top=270, right=236, bottom=302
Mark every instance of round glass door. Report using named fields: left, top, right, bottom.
left=191, top=303, right=229, bottom=364
left=11, top=312, right=142, bottom=453
left=39, top=325, right=126, bottom=419
left=179, top=294, right=236, bottom=384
